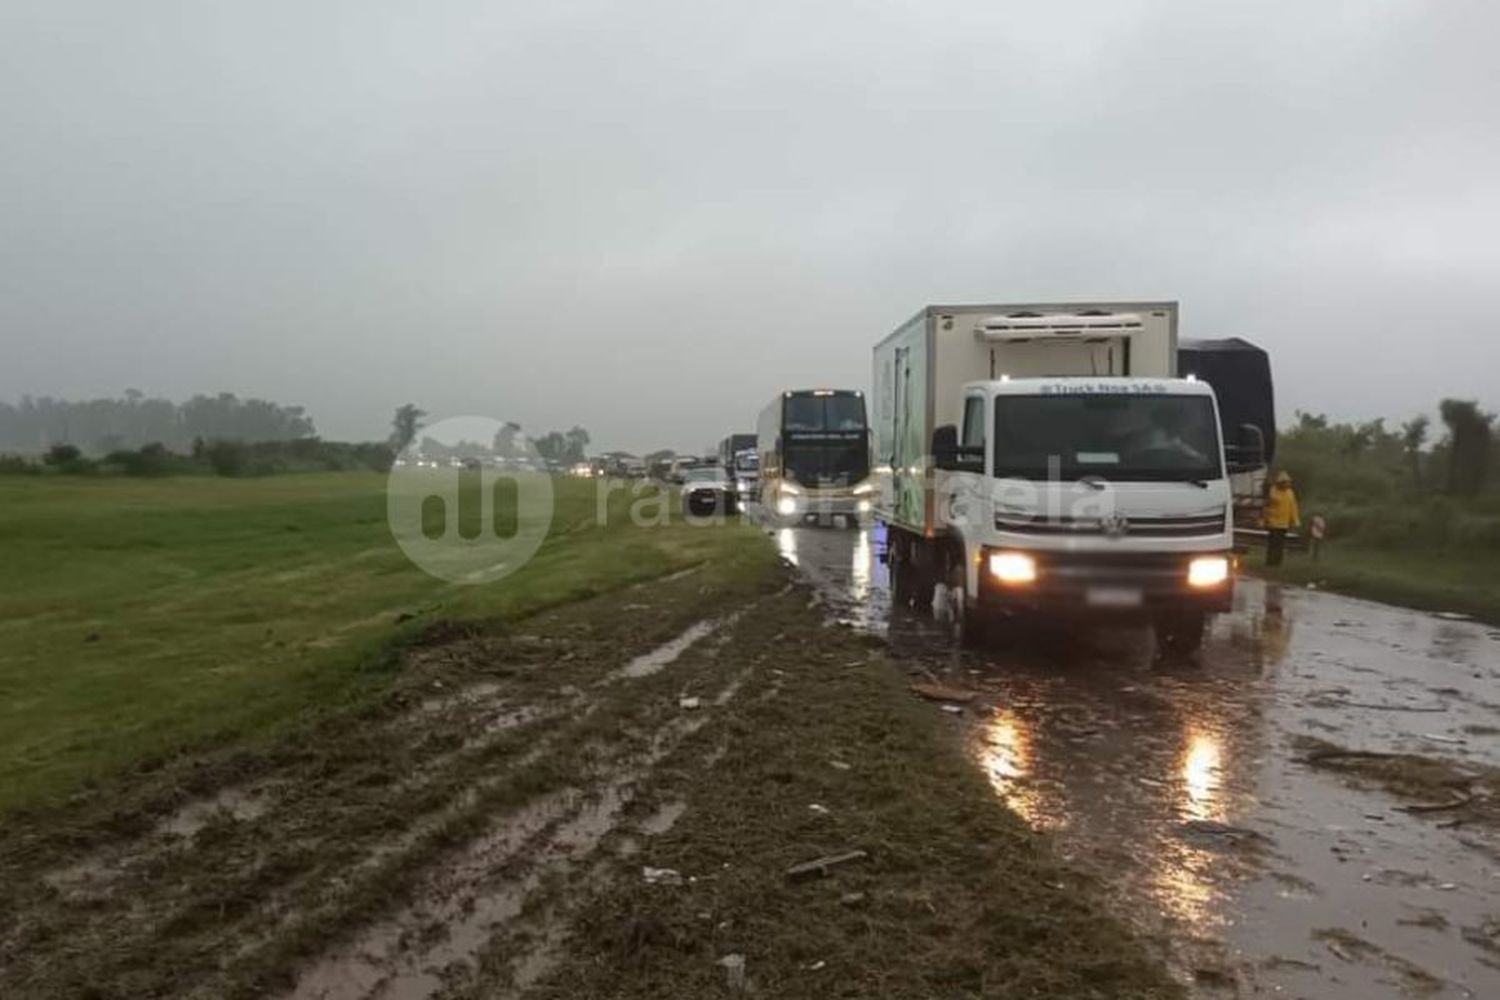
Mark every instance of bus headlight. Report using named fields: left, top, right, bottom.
left=856, top=499, right=871, bottom=513
left=776, top=496, right=798, bottom=517
left=1187, top=556, right=1230, bottom=588
left=988, top=551, right=1036, bottom=585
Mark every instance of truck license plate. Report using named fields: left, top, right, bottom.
left=1087, top=586, right=1142, bottom=607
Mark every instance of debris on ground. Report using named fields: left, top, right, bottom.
left=718, top=953, right=747, bottom=992
left=678, top=696, right=701, bottom=710
left=1175, top=820, right=1271, bottom=850
left=1295, top=736, right=1500, bottom=827
left=643, top=866, right=685, bottom=886
left=910, top=682, right=975, bottom=704
left=808, top=803, right=830, bottom=816
left=1400, top=791, right=1474, bottom=814
left=1461, top=918, right=1500, bottom=955
left=785, top=849, right=869, bottom=882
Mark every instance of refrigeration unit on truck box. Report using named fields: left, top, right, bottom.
left=872, top=302, right=1262, bottom=656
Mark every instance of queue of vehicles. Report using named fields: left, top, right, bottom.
left=640, top=298, right=1274, bottom=656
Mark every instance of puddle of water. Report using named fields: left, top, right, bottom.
left=614, top=620, right=718, bottom=679
left=638, top=799, right=687, bottom=836
left=461, top=705, right=545, bottom=751
left=781, top=523, right=1500, bottom=999
left=419, top=679, right=505, bottom=714
left=159, top=784, right=276, bottom=838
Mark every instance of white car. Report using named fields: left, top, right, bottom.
left=680, top=466, right=739, bottom=517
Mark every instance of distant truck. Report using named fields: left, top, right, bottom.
left=757, top=389, right=873, bottom=525
left=872, top=302, right=1266, bottom=656
left=1177, top=337, right=1276, bottom=540
left=717, top=433, right=760, bottom=498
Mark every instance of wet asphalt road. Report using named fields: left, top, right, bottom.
left=768, top=520, right=1500, bottom=999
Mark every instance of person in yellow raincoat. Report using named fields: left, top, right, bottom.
left=1264, top=470, right=1300, bottom=566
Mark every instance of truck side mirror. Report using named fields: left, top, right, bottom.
left=931, top=425, right=959, bottom=470
left=1227, top=423, right=1265, bottom=474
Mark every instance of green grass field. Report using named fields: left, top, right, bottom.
left=1259, top=541, right=1500, bottom=625
left=0, top=473, right=765, bottom=816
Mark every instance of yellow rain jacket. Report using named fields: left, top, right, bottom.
left=1265, top=483, right=1301, bottom=530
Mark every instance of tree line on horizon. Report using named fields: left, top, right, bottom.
left=1281, top=397, right=1494, bottom=501
left=0, top=391, right=315, bottom=454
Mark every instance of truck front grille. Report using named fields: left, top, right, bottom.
left=993, top=511, right=1226, bottom=538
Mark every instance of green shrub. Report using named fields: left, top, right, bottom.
left=205, top=440, right=249, bottom=477
left=102, top=442, right=185, bottom=477
left=43, top=444, right=81, bottom=466
left=1450, top=515, right=1500, bottom=550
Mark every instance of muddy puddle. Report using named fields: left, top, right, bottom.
left=613, top=619, right=720, bottom=679
left=774, top=520, right=1500, bottom=998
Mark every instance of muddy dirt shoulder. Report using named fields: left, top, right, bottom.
left=530, top=588, right=1179, bottom=1000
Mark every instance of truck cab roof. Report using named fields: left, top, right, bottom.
left=974, top=376, right=1217, bottom=398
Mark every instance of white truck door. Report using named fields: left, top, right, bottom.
left=940, top=392, right=988, bottom=529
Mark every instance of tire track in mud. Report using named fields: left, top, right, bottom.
left=0, top=567, right=767, bottom=1000
left=273, top=616, right=761, bottom=999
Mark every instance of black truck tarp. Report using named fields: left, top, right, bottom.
left=1178, top=337, right=1276, bottom=465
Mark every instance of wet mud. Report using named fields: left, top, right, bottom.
left=782, top=521, right=1500, bottom=998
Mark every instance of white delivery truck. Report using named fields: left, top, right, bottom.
left=873, top=302, right=1262, bottom=655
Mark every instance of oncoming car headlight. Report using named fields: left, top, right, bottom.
left=1187, top=555, right=1230, bottom=588
left=776, top=496, right=798, bottom=517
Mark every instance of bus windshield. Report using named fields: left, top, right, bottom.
left=993, top=394, right=1221, bottom=482
left=784, top=393, right=866, bottom=431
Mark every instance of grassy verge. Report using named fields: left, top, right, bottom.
left=0, top=472, right=750, bottom=816
left=1252, top=541, right=1500, bottom=625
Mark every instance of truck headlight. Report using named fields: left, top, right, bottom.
left=856, top=499, right=871, bottom=513
left=776, top=496, right=798, bottom=517
left=1187, top=556, right=1230, bottom=588
left=989, top=551, right=1036, bottom=584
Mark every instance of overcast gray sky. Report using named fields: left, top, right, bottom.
left=3, top=0, right=1496, bottom=453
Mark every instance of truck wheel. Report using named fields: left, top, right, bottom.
left=889, top=532, right=934, bottom=611
left=889, top=536, right=914, bottom=606
left=1154, top=612, right=1206, bottom=661
left=946, top=559, right=989, bottom=648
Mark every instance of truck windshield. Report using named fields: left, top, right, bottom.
left=993, top=394, right=1221, bottom=482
